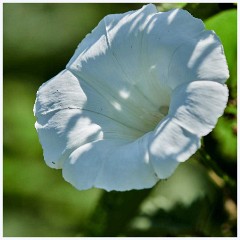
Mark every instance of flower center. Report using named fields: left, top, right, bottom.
left=109, top=83, right=171, bottom=140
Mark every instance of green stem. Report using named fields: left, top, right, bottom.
left=198, top=148, right=235, bottom=189
left=85, top=188, right=152, bottom=236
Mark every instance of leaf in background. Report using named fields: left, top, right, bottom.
left=183, top=3, right=221, bottom=20
left=156, top=3, right=187, bottom=11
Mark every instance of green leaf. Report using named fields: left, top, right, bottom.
left=204, top=117, right=237, bottom=164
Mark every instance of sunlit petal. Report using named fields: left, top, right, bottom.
left=63, top=133, right=158, bottom=191
left=169, top=81, right=229, bottom=136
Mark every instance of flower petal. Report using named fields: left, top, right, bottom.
left=62, top=140, right=126, bottom=190
left=143, top=8, right=205, bottom=86
left=141, top=8, right=229, bottom=89
left=95, top=133, right=158, bottom=191
left=34, top=70, right=87, bottom=168
left=35, top=106, right=148, bottom=170
left=66, top=4, right=171, bottom=126
left=148, top=80, right=228, bottom=179
left=34, top=70, right=146, bottom=169
left=149, top=117, right=201, bottom=179
left=167, top=31, right=229, bottom=89
left=35, top=109, right=102, bottom=169
left=34, top=70, right=86, bottom=115
left=67, top=4, right=157, bottom=85
left=63, top=133, right=158, bottom=191
left=168, top=81, right=229, bottom=136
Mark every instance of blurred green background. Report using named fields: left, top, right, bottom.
left=3, top=3, right=237, bottom=237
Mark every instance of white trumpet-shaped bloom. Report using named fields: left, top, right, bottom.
left=34, top=4, right=229, bottom=191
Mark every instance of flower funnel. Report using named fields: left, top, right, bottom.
left=34, top=4, right=229, bottom=191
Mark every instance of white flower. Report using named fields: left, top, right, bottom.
left=34, top=4, right=229, bottom=191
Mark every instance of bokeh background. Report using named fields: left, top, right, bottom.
left=3, top=3, right=237, bottom=237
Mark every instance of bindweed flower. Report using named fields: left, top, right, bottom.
left=34, top=4, right=229, bottom=191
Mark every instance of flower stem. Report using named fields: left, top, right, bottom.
left=198, top=148, right=235, bottom=189
left=85, top=188, right=152, bottom=236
